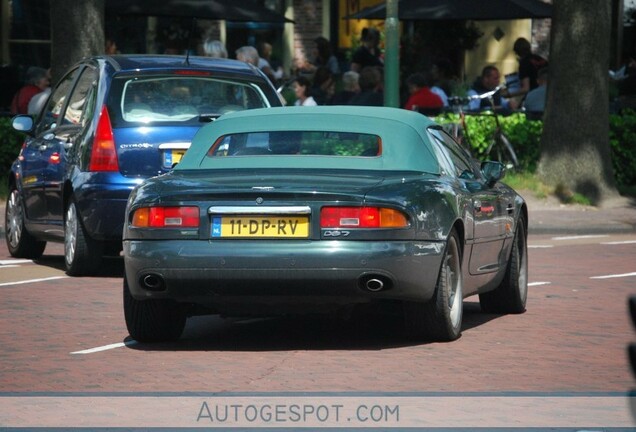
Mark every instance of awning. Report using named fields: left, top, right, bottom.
left=345, top=0, right=552, bottom=21
left=106, top=0, right=293, bottom=23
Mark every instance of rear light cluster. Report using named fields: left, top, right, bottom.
left=130, top=206, right=407, bottom=230
left=132, top=206, right=200, bottom=228
left=89, top=106, right=119, bottom=172
left=320, top=207, right=408, bottom=228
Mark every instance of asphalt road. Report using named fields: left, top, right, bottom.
left=1, top=233, right=635, bottom=429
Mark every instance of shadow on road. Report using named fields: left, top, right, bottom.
left=33, top=255, right=124, bottom=277
left=126, top=301, right=501, bottom=352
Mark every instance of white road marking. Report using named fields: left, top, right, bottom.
left=70, top=340, right=138, bottom=355
left=0, top=276, right=68, bottom=287
left=528, top=282, right=551, bottom=286
left=551, top=235, right=609, bottom=241
left=0, top=259, right=33, bottom=265
left=590, top=272, right=636, bottom=280
left=600, top=240, right=636, bottom=245
left=529, top=245, right=553, bottom=249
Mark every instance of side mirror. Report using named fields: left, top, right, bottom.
left=481, top=161, right=505, bottom=187
left=12, top=115, right=34, bottom=134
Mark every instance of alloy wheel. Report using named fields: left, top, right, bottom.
left=6, top=189, right=23, bottom=249
left=65, top=203, right=78, bottom=266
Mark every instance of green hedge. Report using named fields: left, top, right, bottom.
left=435, top=111, right=636, bottom=191
left=0, top=117, right=24, bottom=181
left=609, top=110, right=636, bottom=190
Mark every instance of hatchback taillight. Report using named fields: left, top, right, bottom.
left=320, top=207, right=409, bottom=228
left=131, top=206, right=200, bottom=228
left=89, top=106, right=119, bottom=172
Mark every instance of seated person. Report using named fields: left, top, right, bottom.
left=403, top=72, right=444, bottom=112
left=467, top=65, right=511, bottom=112
left=348, top=66, right=383, bottom=107
left=523, top=67, right=548, bottom=117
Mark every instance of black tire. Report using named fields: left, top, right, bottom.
left=404, top=230, right=463, bottom=341
left=64, top=199, right=103, bottom=276
left=123, top=276, right=187, bottom=342
left=4, top=186, right=46, bottom=259
left=480, top=216, right=528, bottom=314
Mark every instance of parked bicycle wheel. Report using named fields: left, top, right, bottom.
left=486, top=131, right=518, bottom=169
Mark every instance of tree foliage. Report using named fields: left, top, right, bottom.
left=50, top=0, right=105, bottom=83
left=539, top=0, right=617, bottom=205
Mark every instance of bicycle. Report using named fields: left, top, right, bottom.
left=447, top=85, right=519, bottom=169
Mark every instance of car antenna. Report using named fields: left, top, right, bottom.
left=184, top=17, right=197, bottom=66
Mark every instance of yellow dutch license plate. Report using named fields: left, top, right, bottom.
left=172, top=150, right=185, bottom=164
left=164, top=150, right=185, bottom=168
left=211, top=216, right=309, bottom=238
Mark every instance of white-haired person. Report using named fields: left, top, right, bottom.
left=202, top=39, right=227, bottom=58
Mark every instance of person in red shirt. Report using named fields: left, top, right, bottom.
left=403, top=72, right=443, bottom=112
left=10, top=67, right=50, bottom=115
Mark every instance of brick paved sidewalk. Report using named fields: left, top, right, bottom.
left=520, top=190, right=636, bottom=234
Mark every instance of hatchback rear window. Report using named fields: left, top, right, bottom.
left=207, top=131, right=382, bottom=157
left=119, top=76, right=269, bottom=123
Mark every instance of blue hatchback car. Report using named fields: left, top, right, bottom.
left=5, top=54, right=281, bottom=275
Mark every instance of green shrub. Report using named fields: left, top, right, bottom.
left=0, top=117, right=24, bottom=181
left=609, top=109, right=636, bottom=191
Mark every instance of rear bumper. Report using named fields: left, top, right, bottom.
left=74, top=179, right=139, bottom=241
left=124, top=239, right=446, bottom=313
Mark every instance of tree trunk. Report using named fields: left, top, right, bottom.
left=50, top=0, right=105, bottom=84
left=539, top=0, right=617, bottom=205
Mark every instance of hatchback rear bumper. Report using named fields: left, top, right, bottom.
left=124, top=239, right=446, bottom=313
left=75, top=180, right=139, bottom=241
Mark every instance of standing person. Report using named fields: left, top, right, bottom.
left=292, top=76, right=317, bottom=106
left=257, top=42, right=283, bottom=84
left=10, top=66, right=50, bottom=115
left=297, top=37, right=340, bottom=76
left=314, top=37, right=340, bottom=76
left=403, top=72, right=444, bottom=112
left=350, top=28, right=383, bottom=73
left=503, top=37, right=548, bottom=100
left=467, top=65, right=511, bottom=111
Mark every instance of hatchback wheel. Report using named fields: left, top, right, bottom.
left=123, top=276, right=187, bottom=342
left=480, top=216, right=528, bottom=314
left=5, top=186, right=46, bottom=259
left=404, top=229, right=463, bottom=341
left=64, top=199, right=102, bottom=276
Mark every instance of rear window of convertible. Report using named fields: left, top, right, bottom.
left=206, top=131, right=382, bottom=157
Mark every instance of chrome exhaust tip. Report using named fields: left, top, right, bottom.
left=359, top=274, right=392, bottom=292
left=140, top=274, right=165, bottom=291
left=365, top=278, right=385, bottom=292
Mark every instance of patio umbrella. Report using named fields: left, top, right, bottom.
left=346, top=0, right=552, bottom=21
left=106, top=0, right=292, bottom=23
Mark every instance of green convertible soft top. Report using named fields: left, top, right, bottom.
left=176, top=105, right=441, bottom=174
